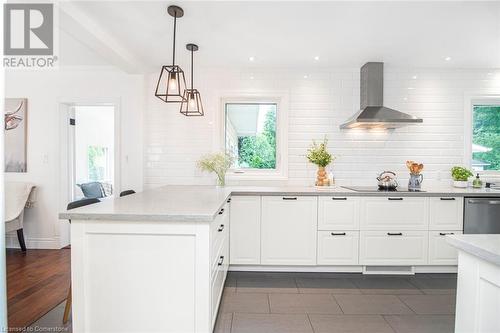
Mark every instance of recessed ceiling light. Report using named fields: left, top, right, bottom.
left=250, top=75, right=254, bottom=80
left=487, top=72, right=493, bottom=76
left=303, top=75, right=309, bottom=79
left=444, top=56, right=451, bottom=61
left=314, top=56, right=320, bottom=61
left=249, top=56, right=255, bottom=62
left=412, top=75, right=417, bottom=80
left=407, top=87, right=415, bottom=90
left=403, top=97, right=408, bottom=101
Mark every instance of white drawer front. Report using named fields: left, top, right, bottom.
left=429, top=197, right=463, bottom=230
left=359, top=231, right=428, bottom=265
left=230, top=196, right=261, bottom=265
left=428, top=230, right=462, bottom=265
left=317, top=231, right=359, bottom=265
left=211, top=205, right=229, bottom=265
left=261, top=196, right=317, bottom=265
left=318, top=197, right=360, bottom=230
left=361, top=197, right=428, bottom=230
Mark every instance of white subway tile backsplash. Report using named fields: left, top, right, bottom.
left=144, top=67, right=500, bottom=187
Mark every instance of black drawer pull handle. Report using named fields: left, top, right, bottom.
left=440, top=198, right=455, bottom=201
left=283, top=197, right=297, bottom=200
left=227, top=198, right=231, bottom=203
left=218, top=256, right=224, bottom=266
left=387, top=232, right=403, bottom=236
left=388, top=198, right=403, bottom=201
left=331, top=232, right=347, bottom=236
left=218, top=208, right=224, bottom=215
left=218, top=224, right=225, bottom=232
left=332, top=197, right=347, bottom=200
left=439, top=232, right=454, bottom=236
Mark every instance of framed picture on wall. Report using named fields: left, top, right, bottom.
left=5, top=98, right=28, bottom=172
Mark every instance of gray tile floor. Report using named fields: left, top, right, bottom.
left=29, top=272, right=457, bottom=333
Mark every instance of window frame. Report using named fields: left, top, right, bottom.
left=464, top=94, right=500, bottom=177
left=220, top=93, right=288, bottom=180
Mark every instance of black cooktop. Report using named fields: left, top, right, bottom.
left=341, top=186, right=426, bottom=193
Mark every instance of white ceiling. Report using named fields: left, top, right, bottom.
left=60, top=1, right=500, bottom=73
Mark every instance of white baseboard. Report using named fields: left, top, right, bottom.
left=5, top=234, right=61, bottom=249
left=229, top=265, right=457, bottom=274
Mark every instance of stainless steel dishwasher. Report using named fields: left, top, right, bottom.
left=464, top=197, right=500, bottom=234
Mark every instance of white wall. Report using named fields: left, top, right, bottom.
left=143, top=67, right=500, bottom=188
left=4, top=68, right=144, bottom=249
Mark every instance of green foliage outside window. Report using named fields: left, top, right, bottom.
left=472, top=106, right=500, bottom=171
left=237, top=110, right=276, bottom=169
left=88, top=146, right=107, bottom=181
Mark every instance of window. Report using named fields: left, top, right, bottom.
left=88, top=146, right=111, bottom=181
left=471, top=104, right=500, bottom=172
left=223, top=96, right=288, bottom=179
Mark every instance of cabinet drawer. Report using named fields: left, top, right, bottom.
left=361, top=197, right=428, bottom=230
left=211, top=204, right=229, bottom=261
left=429, top=197, right=463, bottom=230
left=318, top=197, right=360, bottom=230
left=230, top=196, right=261, bottom=265
left=210, top=241, right=228, bottom=326
left=428, top=230, right=462, bottom=265
left=261, top=196, right=317, bottom=265
left=317, top=231, right=359, bottom=265
left=359, top=231, right=428, bottom=265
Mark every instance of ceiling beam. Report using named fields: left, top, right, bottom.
left=59, top=2, right=146, bottom=73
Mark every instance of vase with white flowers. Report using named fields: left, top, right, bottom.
left=306, top=137, right=335, bottom=186
left=197, top=152, right=234, bottom=186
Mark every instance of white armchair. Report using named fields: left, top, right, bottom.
left=5, top=182, right=36, bottom=251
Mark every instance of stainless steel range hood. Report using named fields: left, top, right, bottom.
left=340, top=62, right=423, bottom=129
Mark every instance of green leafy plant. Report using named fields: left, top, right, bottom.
left=306, top=137, right=334, bottom=168
left=451, top=166, right=473, bottom=181
left=197, top=152, right=234, bottom=186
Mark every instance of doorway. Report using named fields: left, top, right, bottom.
left=59, top=102, right=120, bottom=248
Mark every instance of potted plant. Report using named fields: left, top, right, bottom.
left=451, top=166, right=473, bottom=188
left=306, top=137, right=335, bottom=186
left=197, top=152, right=234, bottom=186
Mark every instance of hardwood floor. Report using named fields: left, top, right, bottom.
left=6, top=248, right=71, bottom=329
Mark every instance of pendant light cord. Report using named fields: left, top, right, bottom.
left=191, top=48, right=194, bottom=91
left=172, top=12, right=177, bottom=66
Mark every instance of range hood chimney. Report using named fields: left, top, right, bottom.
left=340, top=62, right=423, bottom=129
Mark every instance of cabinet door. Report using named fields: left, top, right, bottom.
left=229, top=196, right=261, bottom=265
left=317, top=231, right=359, bottom=265
left=359, top=231, right=428, bottom=265
left=318, top=197, right=360, bottom=230
left=429, top=197, right=463, bottom=230
left=428, top=230, right=462, bottom=265
left=261, top=196, right=317, bottom=265
left=361, top=197, right=428, bottom=230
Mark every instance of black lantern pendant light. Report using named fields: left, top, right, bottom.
left=180, top=43, right=204, bottom=116
left=155, top=5, right=187, bottom=103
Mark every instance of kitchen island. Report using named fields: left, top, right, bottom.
left=447, top=235, right=500, bottom=333
left=60, top=185, right=500, bottom=333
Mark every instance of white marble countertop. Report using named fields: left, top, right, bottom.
left=59, top=186, right=231, bottom=222
left=447, top=234, right=500, bottom=266
left=59, top=184, right=500, bottom=222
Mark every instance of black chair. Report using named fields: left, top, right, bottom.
left=120, top=190, right=136, bottom=197
left=63, top=197, right=100, bottom=324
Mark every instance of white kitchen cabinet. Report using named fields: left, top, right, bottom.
left=429, top=197, right=464, bottom=230
left=317, top=231, right=359, bottom=265
left=359, top=230, right=428, bottom=265
left=261, top=196, right=317, bottom=265
left=428, top=230, right=462, bottom=265
left=229, top=196, right=261, bottom=265
left=318, top=196, right=360, bottom=230
left=361, top=197, right=428, bottom=230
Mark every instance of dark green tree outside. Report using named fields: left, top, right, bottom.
left=237, top=110, right=276, bottom=169
left=472, top=106, right=500, bottom=170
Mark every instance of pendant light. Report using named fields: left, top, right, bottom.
left=180, top=43, right=204, bottom=116
left=155, top=5, right=187, bottom=103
